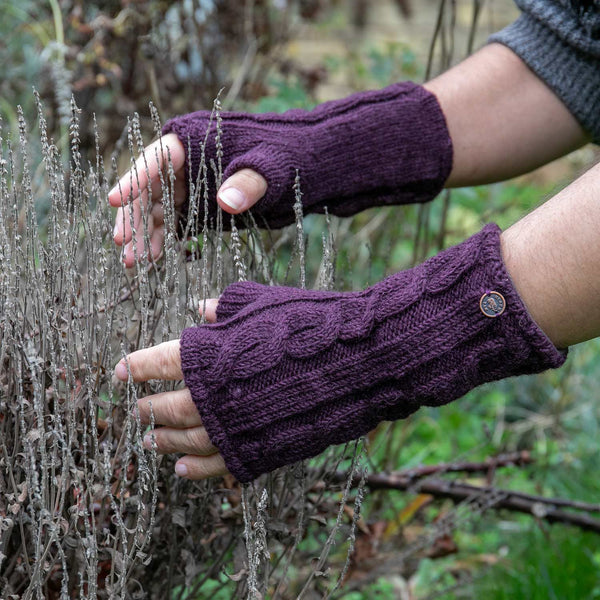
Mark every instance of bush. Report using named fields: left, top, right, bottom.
left=0, top=84, right=378, bottom=597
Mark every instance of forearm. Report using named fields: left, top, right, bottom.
left=502, top=159, right=600, bottom=349
left=425, top=44, right=590, bottom=188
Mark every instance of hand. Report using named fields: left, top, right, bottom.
left=109, top=133, right=267, bottom=267
left=114, top=299, right=229, bottom=480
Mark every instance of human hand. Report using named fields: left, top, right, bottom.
left=174, top=226, right=566, bottom=483
left=109, top=133, right=267, bottom=267
left=111, top=82, right=452, bottom=264
left=114, top=299, right=229, bottom=480
left=109, top=134, right=186, bottom=267
left=158, top=82, right=453, bottom=232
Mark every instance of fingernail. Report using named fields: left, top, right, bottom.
left=143, top=433, right=153, bottom=449
left=175, top=463, right=188, bottom=477
left=219, top=187, right=245, bottom=211
left=115, top=361, right=128, bottom=381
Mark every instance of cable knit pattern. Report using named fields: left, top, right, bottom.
left=162, top=82, right=453, bottom=229
left=180, top=224, right=566, bottom=482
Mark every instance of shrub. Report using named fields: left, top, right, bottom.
left=0, top=96, right=367, bottom=598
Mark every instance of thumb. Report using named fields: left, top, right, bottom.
left=198, top=298, right=219, bottom=323
left=217, top=169, right=267, bottom=214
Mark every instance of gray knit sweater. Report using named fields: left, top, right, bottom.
left=490, top=0, right=600, bottom=142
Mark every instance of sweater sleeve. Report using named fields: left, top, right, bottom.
left=489, top=0, right=600, bottom=143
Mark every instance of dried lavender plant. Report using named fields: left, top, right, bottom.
left=0, top=96, right=370, bottom=599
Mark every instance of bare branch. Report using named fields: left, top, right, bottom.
left=326, top=453, right=600, bottom=534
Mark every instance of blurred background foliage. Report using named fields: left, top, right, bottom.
left=3, top=0, right=600, bottom=598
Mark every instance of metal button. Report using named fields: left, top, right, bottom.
left=480, top=291, right=506, bottom=318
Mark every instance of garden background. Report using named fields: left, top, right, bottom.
left=2, top=0, right=600, bottom=598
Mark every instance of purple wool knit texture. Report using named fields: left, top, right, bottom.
left=162, top=82, right=453, bottom=228
left=180, top=224, right=566, bottom=483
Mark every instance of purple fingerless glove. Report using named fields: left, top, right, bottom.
left=180, top=224, right=566, bottom=482
left=162, top=82, right=453, bottom=229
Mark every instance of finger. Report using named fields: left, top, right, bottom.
left=122, top=241, right=135, bottom=268
left=113, top=193, right=140, bottom=246
left=113, top=184, right=145, bottom=250
left=148, top=200, right=167, bottom=260
left=198, top=298, right=219, bottom=323
left=115, top=340, right=182, bottom=382
left=108, top=133, right=185, bottom=208
left=136, top=210, right=155, bottom=261
left=133, top=187, right=163, bottom=247
left=150, top=224, right=165, bottom=263
left=110, top=134, right=184, bottom=249
left=121, top=233, right=163, bottom=267
left=121, top=211, right=152, bottom=267
left=144, top=425, right=217, bottom=456
left=113, top=206, right=127, bottom=246
left=217, top=169, right=267, bottom=214
left=150, top=199, right=165, bottom=227
left=126, top=193, right=148, bottom=262
left=131, top=187, right=147, bottom=235
left=175, top=454, right=229, bottom=480
left=122, top=203, right=168, bottom=266
left=137, top=388, right=201, bottom=427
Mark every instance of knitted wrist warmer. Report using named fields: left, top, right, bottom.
left=162, top=82, right=453, bottom=229
left=180, top=224, right=566, bottom=482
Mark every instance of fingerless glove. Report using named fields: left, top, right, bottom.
left=163, top=82, right=453, bottom=228
left=180, top=224, right=566, bottom=482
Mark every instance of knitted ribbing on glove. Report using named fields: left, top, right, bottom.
left=162, top=81, right=453, bottom=229
left=180, top=224, right=566, bottom=482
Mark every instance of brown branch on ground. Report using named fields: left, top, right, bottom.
left=387, top=451, right=534, bottom=480
left=323, top=452, right=600, bottom=534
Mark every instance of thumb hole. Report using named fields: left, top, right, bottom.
left=217, top=169, right=268, bottom=214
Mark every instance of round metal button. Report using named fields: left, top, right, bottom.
left=480, top=291, right=506, bottom=318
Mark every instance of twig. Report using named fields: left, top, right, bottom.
left=322, top=451, right=532, bottom=488
left=325, top=453, right=600, bottom=534
left=390, top=451, right=534, bottom=480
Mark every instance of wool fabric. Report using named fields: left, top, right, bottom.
left=180, top=224, right=566, bottom=482
left=490, top=0, right=600, bottom=142
left=162, top=81, right=453, bottom=229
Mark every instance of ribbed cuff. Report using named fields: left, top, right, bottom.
left=478, top=224, right=568, bottom=367
left=489, top=14, right=600, bottom=144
